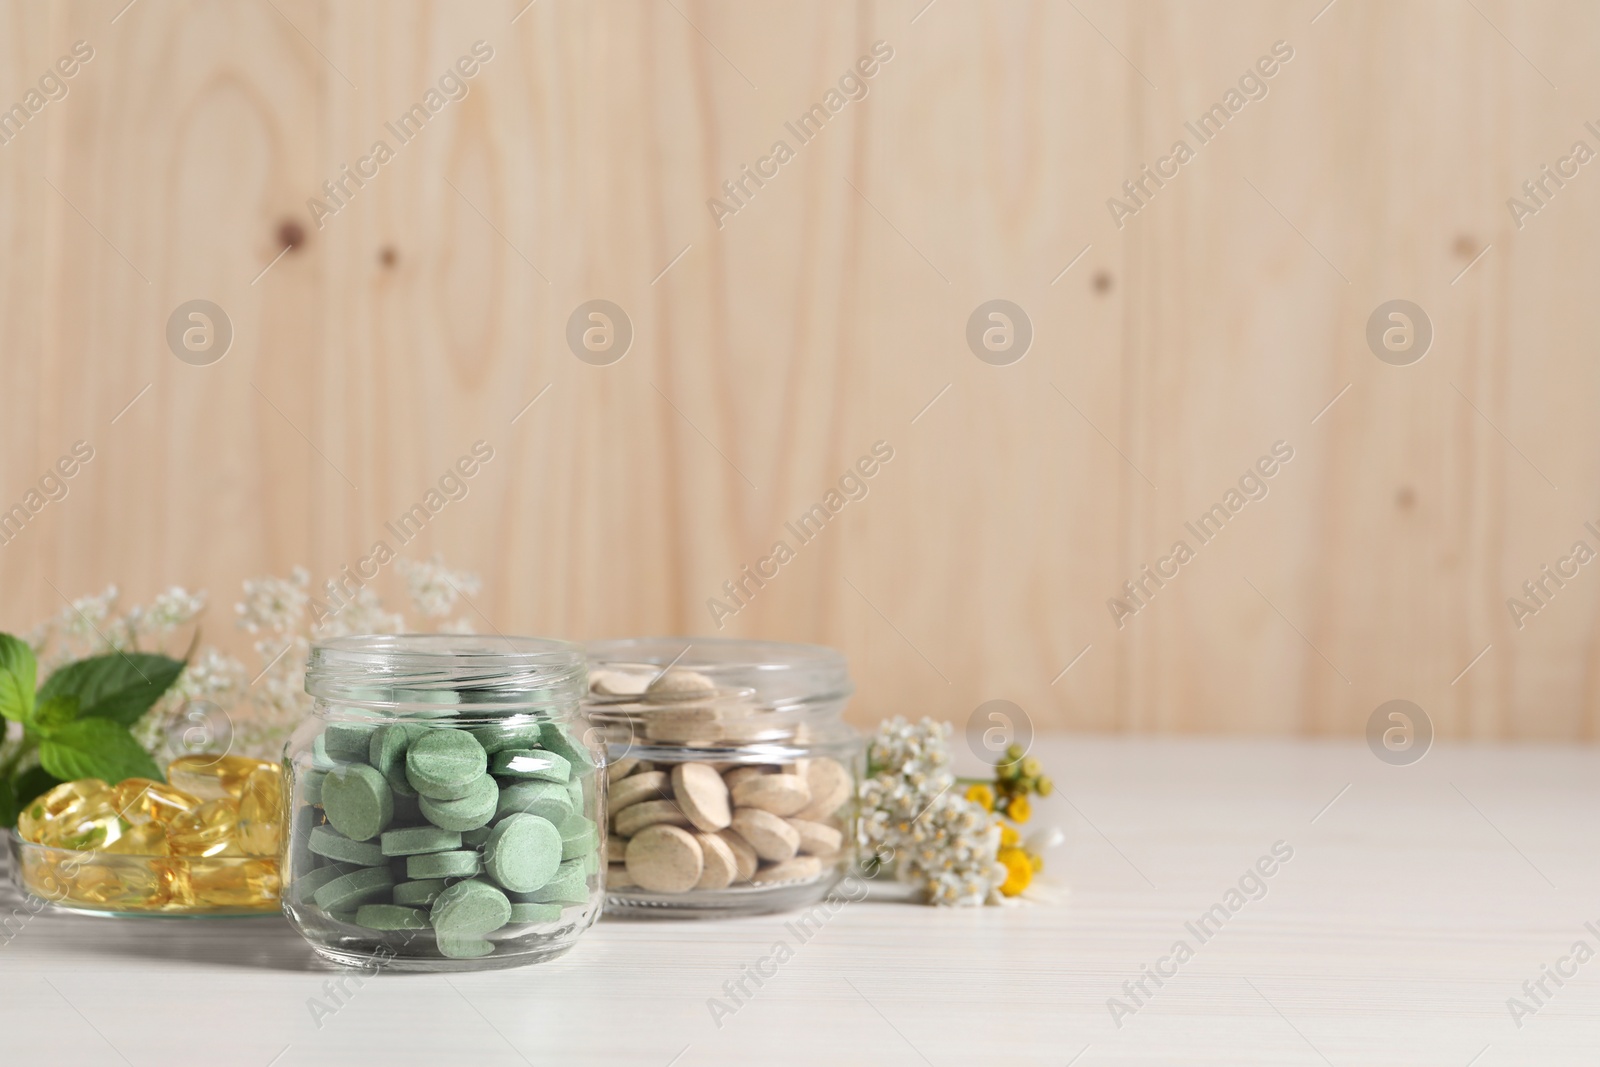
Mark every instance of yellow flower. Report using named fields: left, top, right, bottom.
left=998, top=846, right=1033, bottom=896
left=965, top=784, right=994, bottom=812
left=1007, top=795, right=1031, bottom=823
left=1028, top=851, right=1044, bottom=873
left=999, top=824, right=1020, bottom=848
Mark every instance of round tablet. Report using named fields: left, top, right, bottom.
left=437, top=936, right=494, bottom=959
left=730, top=773, right=811, bottom=816
left=368, top=724, right=417, bottom=797
left=694, top=832, right=738, bottom=890
left=321, top=763, right=395, bottom=842
left=715, top=829, right=759, bottom=882
left=419, top=773, right=499, bottom=831
left=559, top=815, right=597, bottom=861
left=605, top=756, right=640, bottom=784
left=495, top=780, right=573, bottom=823
left=644, top=668, right=716, bottom=702
left=730, top=807, right=800, bottom=861
left=787, top=818, right=844, bottom=857
left=490, top=748, right=571, bottom=783
left=312, top=866, right=394, bottom=911
left=469, top=721, right=542, bottom=755
left=355, top=904, right=428, bottom=931
left=723, top=765, right=774, bottom=789
left=404, top=730, right=488, bottom=799
left=794, top=757, right=852, bottom=821
left=671, top=762, right=732, bottom=831
left=393, top=879, right=448, bottom=907
left=430, top=878, right=512, bottom=937
left=508, top=902, right=563, bottom=923
left=407, top=850, right=482, bottom=879
left=380, top=826, right=463, bottom=857
left=308, top=824, right=386, bottom=866
left=609, top=771, right=669, bottom=812
left=614, top=798, right=690, bottom=838
left=482, top=813, right=563, bottom=893
left=524, top=859, right=589, bottom=904
left=291, top=863, right=354, bottom=903
left=625, top=824, right=704, bottom=893
left=322, top=722, right=376, bottom=763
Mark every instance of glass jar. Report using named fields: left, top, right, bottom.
left=583, top=637, right=860, bottom=918
left=282, top=634, right=601, bottom=971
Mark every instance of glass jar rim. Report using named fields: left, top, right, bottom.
left=582, top=636, right=853, bottom=707
left=306, top=633, right=585, bottom=706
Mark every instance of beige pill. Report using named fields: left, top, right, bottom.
left=719, top=719, right=789, bottom=743
left=644, top=718, right=725, bottom=743
left=731, top=773, right=811, bottom=816
left=610, top=771, right=670, bottom=812
left=730, top=807, right=800, bottom=862
left=723, top=765, right=774, bottom=789
left=716, top=829, right=760, bottom=881
left=787, top=818, right=843, bottom=857
left=649, top=703, right=722, bottom=726
left=645, top=668, right=717, bottom=702
left=794, top=757, right=852, bottom=821
left=615, top=798, right=690, bottom=837
left=605, top=756, right=640, bottom=784
left=607, top=836, right=628, bottom=862
left=590, top=669, right=651, bottom=697
left=606, top=863, right=637, bottom=889
left=693, top=832, right=739, bottom=890
left=626, top=824, right=704, bottom=893
left=669, top=763, right=731, bottom=832
left=751, top=855, right=822, bottom=885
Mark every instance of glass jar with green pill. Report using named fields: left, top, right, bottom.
left=583, top=638, right=861, bottom=918
left=283, top=634, right=603, bottom=971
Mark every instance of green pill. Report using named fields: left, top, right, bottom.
left=323, top=722, right=377, bottom=763
left=407, top=850, right=483, bottom=879
left=564, top=775, right=585, bottom=811
left=311, top=735, right=338, bottom=770
left=368, top=724, right=417, bottom=797
left=490, top=749, right=571, bottom=783
left=558, top=815, right=597, bottom=862
left=381, top=826, right=463, bottom=857
left=508, top=902, right=564, bottom=923
left=461, top=825, right=494, bottom=847
left=355, top=904, right=428, bottom=931
left=291, top=862, right=354, bottom=904
left=483, top=813, right=562, bottom=894
left=405, top=730, right=488, bottom=799
left=308, top=825, right=387, bottom=867
left=393, top=879, right=448, bottom=907
left=495, top=780, right=572, bottom=824
left=419, top=773, right=499, bottom=832
left=469, top=721, right=542, bottom=755
left=537, top=724, right=595, bottom=771
left=430, top=878, right=512, bottom=938
left=522, top=859, right=587, bottom=905
left=321, top=763, right=394, bottom=842
left=437, top=936, right=494, bottom=959
left=312, top=866, right=394, bottom=911
left=302, top=769, right=327, bottom=805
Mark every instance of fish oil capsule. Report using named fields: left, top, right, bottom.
left=105, top=821, right=170, bottom=856
left=45, top=791, right=127, bottom=851
left=65, top=856, right=171, bottom=908
left=167, top=797, right=240, bottom=857
left=187, top=857, right=281, bottom=908
left=109, top=778, right=201, bottom=825
left=167, top=754, right=278, bottom=800
left=237, top=767, right=283, bottom=857
left=17, top=779, right=110, bottom=842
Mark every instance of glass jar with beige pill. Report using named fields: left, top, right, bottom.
left=583, top=638, right=861, bottom=918
left=282, top=635, right=603, bottom=971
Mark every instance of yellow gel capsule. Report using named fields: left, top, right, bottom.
left=167, top=797, right=240, bottom=857
left=17, top=778, right=110, bottom=843
left=104, top=821, right=170, bottom=856
left=236, top=767, right=283, bottom=857
left=184, top=857, right=281, bottom=909
left=109, top=778, right=200, bottom=825
left=167, top=754, right=278, bottom=799
left=45, top=792, right=126, bottom=852
left=60, top=855, right=171, bottom=909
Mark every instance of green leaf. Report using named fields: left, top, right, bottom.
left=30, top=694, right=80, bottom=735
left=13, top=764, right=60, bottom=809
left=38, top=719, right=161, bottom=784
left=38, top=652, right=185, bottom=726
left=0, top=633, right=36, bottom=723
left=0, top=777, right=15, bottom=830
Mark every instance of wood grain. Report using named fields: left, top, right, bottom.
left=2, top=0, right=1598, bottom=738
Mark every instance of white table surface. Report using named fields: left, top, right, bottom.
left=2, top=735, right=1597, bottom=1066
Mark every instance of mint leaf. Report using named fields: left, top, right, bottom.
left=29, top=694, right=80, bottom=735
left=13, top=765, right=60, bottom=809
left=0, top=633, right=37, bottom=722
left=39, top=719, right=161, bottom=784
left=38, top=652, right=185, bottom=726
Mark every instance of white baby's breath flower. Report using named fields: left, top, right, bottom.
left=397, top=554, right=482, bottom=619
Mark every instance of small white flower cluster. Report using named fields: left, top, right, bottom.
left=859, top=717, right=1005, bottom=906
left=396, top=554, right=479, bottom=629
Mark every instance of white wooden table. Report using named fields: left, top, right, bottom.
left=2, top=736, right=1596, bottom=1066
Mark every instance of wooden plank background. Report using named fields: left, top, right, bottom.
left=2, top=0, right=1597, bottom=739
